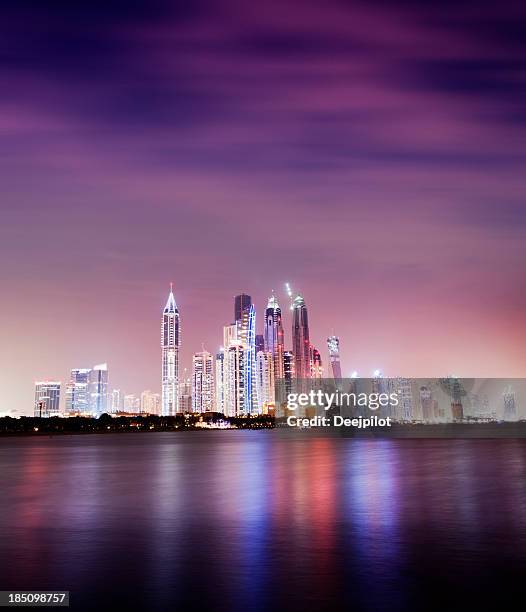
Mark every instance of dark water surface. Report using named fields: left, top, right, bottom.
left=1, top=432, right=526, bottom=611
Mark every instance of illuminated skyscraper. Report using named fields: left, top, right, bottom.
left=264, top=294, right=285, bottom=379
left=89, top=363, right=108, bottom=416
left=255, top=334, right=265, bottom=354
left=226, top=340, right=246, bottom=416
left=141, top=390, right=161, bottom=414
left=310, top=347, right=323, bottom=379
left=503, top=387, right=517, bottom=421
left=124, top=394, right=139, bottom=412
left=256, top=351, right=275, bottom=414
left=161, top=284, right=181, bottom=415
left=192, top=351, right=214, bottom=413
left=179, top=376, right=192, bottom=413
left=65, top=368, right=90, bottom=414
left=215, top=349, right=226, bottom=415
left=327, top=336, right=342, bottom=379
left=234, top=293, right=251, bottom=324
left=34, top=381, right=61, bottom=417
left=111, top=389, right=121, bottom=413
left=292, top=294, right=310, bottom=380
left=283, top=351, right=295, bottom=396
left=244, top=304, right=257, bottom=413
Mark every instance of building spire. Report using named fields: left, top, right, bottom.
left=164, top=284, right=178, bottom=313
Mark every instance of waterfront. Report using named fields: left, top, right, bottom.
left=1, top=432, right=525, bottom=611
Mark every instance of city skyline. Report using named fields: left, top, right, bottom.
left=2, top=1, right=526, bottom=415
left=6, top=278, right=526, bottom=417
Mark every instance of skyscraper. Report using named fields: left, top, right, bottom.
left=283, top=351, right=295, bottom=396
left=225, top=340, right=246, bottom=416
left=256, top=351, right=275, bottom=414
left=292, top=294, right=310, bottom=380
left=264, top=294, right=285, bottom=379
left=179, top=376, right=192, bottom=413
left=234, top=293, right=251, bottom=324
left=215, top=349, right=226, bottom=415
left=89, top=363, right=108, bottom=416
left=255, top=334, right=265, bottom=354
left=327, top=336, right=342, bottom=379
left=65, top=368, right=91, bottom=414
left=161, top=284, right=181, bottom=415
left=141, top=390, right=161, bottom=414
left=310, top=347, right=323, bottom=379
left=34, top=381, right=61, bottom=417
left=192, top=351, right=214, bottom=413
left=243, top=304, right=257, bottom=413
left=111, top=389, right=121, bottom=413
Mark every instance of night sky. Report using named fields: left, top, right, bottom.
left=2, top=1, right=526, bottom=414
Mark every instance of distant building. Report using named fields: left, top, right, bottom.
left=283, top=351, right=295, bottom=396
left=292, top=295, right=310, bottom=380
left=111, top=389, right=121, bottom=413
left=89, top=363, right=108, bottom=416
left=327, top=336, right=342, bottom=379
left=264, top=294, right=285, bottom=379
left=310, top=346, right=323, bottom=379
left=179, top=377, right=192, bottom=413
left=123, top=394, right=140, bottom=412
left=141, top=390, right=161, bottom=415
left=192, top=351, right=214, bottom=413
left=34, top=381, right=61, bottom=417
left=226, top=340, right=246, bottom=416
left=234, top=293, right=251, bottom=325
left=215, top=349, right=226, bottom=415
left=503, top=387, right=518, bottom=421
left=65, top=368, right=91, bottom=414
left=256, top=351, right=275, bottom=414
left=255, top=334, right=265, bottom=355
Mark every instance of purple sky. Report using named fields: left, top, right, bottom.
left=2, top=1, right=526, bottom=414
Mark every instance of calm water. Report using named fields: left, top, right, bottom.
left=1, top=432, right=526, bottom=611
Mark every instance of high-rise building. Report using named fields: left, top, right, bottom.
left=244, top=304, right=257, bottom=413
left=179, top=376, right=192, bottom=413
left=192, top=351, right=214, bottom=413
left=256, top=351, right=275, bottom=414
left=124, top=394, right=140, bottom=412
left=34, top=381, right=61, bottom=417
left=234, top=293, right=251, bottom=324
left=327, top=336, right=342, bottom=379
left=310, top=346, right=323, bottom=379
left=161, top=284, right=181, bottom=415
left=503, top=387, right=517, bottom=421
left=140, top=390, right=161, bottom=414
left=89, top=363, right=108, bottom=416
left=215, top=349, right=226, bottom=415
left=65, top=368, right=90, bottom=414
left=226, top=340, right=246, bottom=416
left=283, top=351, right=295, bottom=396
left=111, top=389, right=121, bottom=413
left=255, top=334, right=265, bottom=355
left=264, top=294, right=285, bottom=379
left=292, top=294, right=310, bottom=380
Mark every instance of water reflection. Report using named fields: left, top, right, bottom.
left=1, top=433, right=526, bottom=611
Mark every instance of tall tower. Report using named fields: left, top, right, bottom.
left=89, top=363, right=108, bottom=416
left=192, top=351, right=214, bottom=413
left=292, top=294, right=310, bottom=380
left=65, top=368, right=91, bottom=414
left=327, top=336, right=342, bottom=379
left=234, top=293, right=251, bottom=324
left=264, top=294, right=285, bottom=379
left=161, top=284, right=181, bottom=415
